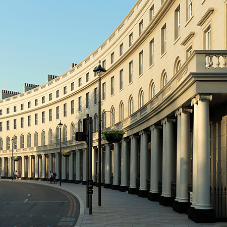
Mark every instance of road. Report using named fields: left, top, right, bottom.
left=0, top=181, right=80, bottom=227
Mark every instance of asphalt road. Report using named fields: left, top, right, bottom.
left=0, top=181, right=80, bottom=227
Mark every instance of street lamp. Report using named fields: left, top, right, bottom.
left=93, top=61, right=106, bottom=206
left=11, top=137, right=14, bottom=181
left=58, top=120, right=63, bottom=186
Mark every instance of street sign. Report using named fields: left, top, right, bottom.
left=75, top=132, right=86, bottom=141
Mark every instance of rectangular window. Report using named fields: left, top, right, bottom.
left=186, top=45, right=193, bottom=59
left=94, top=88, right=97, bottom=105
left=86, top=92, right=89, bottom=108
left=71, top=82, right=74, bottom=91
left=111, top=76, right=114, bottom=95
left=86, top=73, right=89, bottom=82
left=14, top=106, right=16, bottom=112
left=7, top=120, right=9, bottom=131
left=129, top=33, right=133, bottom=47
left=161, top=24, right=167, bottom=54
left=129, top=61, right=133, bottom=84
left=21, top=117, right=24, bottom=128
left=28, top=101, right=31, bottom=108
left=49, top=109, right=52, bottom=121
left=56, top=106, right=59, bottom=119
left=64, top=103, right=67, bottom=117
left=35, top=99, right=38, bottom=106
left=42, top=96, right=45, bottom=104
left=150, top=5, right=154, bottom=21
left=139, top=20, right=143, bottom=35
left=94, top=67, right=97, bottom=77
left=78, top=78, right=82, bottom=87
left=42, top=111, right=45, bottom=123
left=120, top=70, right=123, bottom=90
left=120, top=43, right=123, bottom=56
left=49, top=93, right=52, bottom=101
left=0, top=122, right=2, bottom=131
left=78, top=96, right=82, bottom=111
left=7, top=108, right=9, bottom=114
left=187, top=0, right=193, bottom=20
left=111, top=52, right=114, bottom=64
left=56, top=90, right=59, bottom=98
left=63, top=86, right=67, bottom=94
left=0, top=109, right=2, bottom=115
left=14, top=119, right=16, bottom=129
left=35, top=113, right=38, bottom=125
left=175, top=5, right=180, bottom=40
left=102, top=60, right=106, bottom=70
left=102, top=82, right=106, bottom=100
left=139, top=51, right=143, bottom=75
left=21, top=135, right=24, bottom=148
left=21, top=104, right=24, bottom=110
left=205, top=26, right=211, bottom=50
left=71, top=100, right=74, bottom=114
left=150, top=39, right=154, bottom=66
left=28, top=115, right=31, bottom=127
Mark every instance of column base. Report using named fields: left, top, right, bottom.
left=21, top=177, right=27, bottom=180
left=41, top=178, right=48, bottom=181
left=96, top=183, right=104, bottom=187
left=128, top=187, right=138, bottom=194
left=111, top=184, right=119, bottom=190
left=82, top=181, right=87, bottom=185
left=103, top=183, right=111, bottom=188
left=148, top=192, right=160, bottom=201
left=75, top=180, right=81, bottom=184
left=119, top=186, right=129, bottom=192
left=67, top=180, right=74, bottom=183
left=188, top=207, right=215, bottom=223
left=35, top=178, right=40, bottom=180
left=137, top=190, right=148, bottom=198
left=172, top=200, right=190, bottom=213
left=159, top=196, right=172, bottom=206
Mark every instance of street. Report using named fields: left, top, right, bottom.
left=0, top=181, right=80, bottom=227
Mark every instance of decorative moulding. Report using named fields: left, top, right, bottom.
left=181, top=32, right=195, bottom=46
left=197, top=8, right=214, bottom=26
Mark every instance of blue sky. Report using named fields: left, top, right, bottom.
left=0, top=0, right=135, bottom=93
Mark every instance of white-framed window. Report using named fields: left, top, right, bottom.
left=102, top=111, right=106, bottom=129
left=71, top=124, right=75, bottom=140
left=120, top=69, right=123, bottom=90
left=14, top=136, right=17, bottom=149
left=112, top=107, right=115, bottom=125
left=6, top=121, right=9, bottom=131
left=140, top=90, right=144, bottom=108
left=14, top=106, right=16, bottom=112
left=64, top=126, right=67, bottom=141
left=64, top=103, right=67, bottom=117
left=28, top=115, right=31, bottom=126
left=0, top=122, right=2, bottom=131
left=56, top=128, right=60, bottom=143
left=71, top=100, right=74, bottom=114
left=176, top=60, right=181, bottom=72
left=150, top=39, right=154, bottom=66
left=120, top=102, right=124, bottom=120
left=78, top=120, right=82, bottom=132
left=42, top=131, right=45, bottom=146
left=139, top=51, right=143, bottom=75
left=150, top=5, right=154, bottom=21
left=129, top=61, right=133, bottom=83
left=14, top=119, right=17, bottom=129
left=111, top=76, right=114, bottom=95
left=130, top=97, right=134, bottom=115
left=78, top=78, right=82, bottom=87
left=188, top=0, right=193, bottom=20
left=175, top=5, right=180, bottom=39
left=111, top=52, right=114, bottom=64
left=78, top=96, right=82, bottom=111
left=28, top=101, right=31, bottom=108
left=163, top=73, right=168, bottom=87
left=0, top=138, right=3, bottom=150
left=49, top=109, right=52, bottom=121
left=35, top=132, right=38, bottom=147
left=7, top=137, right=10, bottom=150
left=0, top=109, right=2, bottom=115
left=21, top=134, right=24, bottom=148
left=21, top=104, right=24, bottom=110
left=86, top=73, right=89, bottom=82
left=94, top=114, right=98, bottom=132
left=21, top=117, right=24, bottom=128
left=49, top=93, right=52, bottom=101
left=205, top=26, right=211, bottom=50
left=94, top=88, right=98, bottom=105
left=42, top=111, right=45, bottom=123
left=102, top=60, right=106, bottom=70
left=86, top=92, right=89, bottom=108
left=56, top=106, right=59, bottom=119
left=102, top=82, right=106, bottom=100
left=42, top=96, right=45, bottom=104
left=139, top=20, right=143, bottom=35
left=186, top=45, right=193, bottom=59
left=56, top=90, right=59, bottom=98
left=151, top=83, right=155, bottom=98
left=63, top=86, right=67, bottom=95
left=71, top=82, right=74, bottom=91
left=35, top=99, right=38, bottom=106
left=161, top=24, right=167, bottom=54
left=35, top=113, right=38, bottom=125
left=120, top=43, right=123, bottom=56
left=28, top=133, right=31, bottom=147
left=7, top=108, right=9, bottom=114
left=50, top=129, right=53, bottom=144
left=129, top=33, right=133, bottom=47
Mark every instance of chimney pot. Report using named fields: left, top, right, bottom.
left=72, top=63, right=74, bottom=68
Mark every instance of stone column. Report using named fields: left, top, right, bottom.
left=42, top=154, right=46, bottom=179
left=21, top=156, right=25, bottom=179
left=76, top=150, right=81, bottom=183
left=49, top=153, right=52, bottom=173
left=8, top=157, right=11, bottom=178
left=160, top=118, right=175, bottom=206
left=92, top=147, right=96, bottom=183
left=55, top=152, right=59, bottom=180
left=69, top=151, right=73, bottom=181
left=139, top=130, right=149, bottom=197
left=189, top=95, right=215, bottom=222
left=120, top=138, right=128, bottom=191
left=82, top=149, right=87, bottom=184
left=62, top=155, right=66, bottom=180
left=2, top=157, right=5, bottom=177
left=104, top=144, right=111, bottom=187
left=35, top=155, right=39, bottom=179
left=28, top=156, right=32, bottom=178
left=129, top=135, right=138, bottom=194
left=112, top=143, right=120, bottom=189
left=149, top=125, right=161, bottom=201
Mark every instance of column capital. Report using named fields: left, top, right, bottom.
left=191, top=97, right=198, bottom=106
left=175, top=108, right=182, bottom=117
left=139, top=130, right=150, bottom=136
left=150, top=125, right=162, bottom=131
left=196, top=94, right=212, bottom=102
left=129, top=135, right=139, bottom=140
left=161, top=118, right=167, bottom=125
left=182, top=108, right=193, bottom=114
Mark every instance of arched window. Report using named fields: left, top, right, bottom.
left=35, top=132, right=38, bottom=147
left=0, top=138, right=3, bottom=150
left=71, top=123, right=75, bottom=140
left=163, top=73, right=167, bottom=87
left=42, top=131, right=45, bottom=146
left=78, top=120, right=82, bottom=132
left=94, top=114, right=98, bottom=132
left=151, top=83, right=155, bottom=98
left=129, top=96, right=134, bottom=115
left=28, top=133, right=31, bottom=147
left=64, top=125, right=67, bottom=141
left=111, top=107, right=115, bottom=125
left=139, top=90, right=144, bottom=108
left=49, top=129, right=53, bottom=144
left=176, top=60, right=181, bottom=72
left=120, top=102, right=124, bottom=120
left=6, top=137, right=10, bottom=150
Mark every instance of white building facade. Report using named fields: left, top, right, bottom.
left=1, top=0, right=227, bottom=223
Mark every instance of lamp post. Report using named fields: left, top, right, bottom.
left=11, top=137, right=14, bottom=181
left=93, top=61, right=106, bottom=206
left=58, top=120, right=63, bottom=186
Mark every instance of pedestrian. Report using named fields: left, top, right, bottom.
left=14, top=170, right=17, bottom=180
left=50, top=171, right=53, bottom=184
left=53, top=170, right=57, bottom=183
left=15, top=170, right=18, bottom=180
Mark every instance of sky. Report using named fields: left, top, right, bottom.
left=0, top=0, right=136, bottom=93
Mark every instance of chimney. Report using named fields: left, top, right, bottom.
left=72, top=63, right=74, bottom=68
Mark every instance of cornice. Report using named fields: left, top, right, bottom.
left=197, top=7, right=214, bottom=26
left=180, top=32, right=195, bottom=46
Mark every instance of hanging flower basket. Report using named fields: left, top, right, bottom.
left=102, top=129, right=125, bottom=143
left=61, top=150, right=71, bottom=157
left=13, top=156, right=20, bottom=161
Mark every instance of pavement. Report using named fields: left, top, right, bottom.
left=2, top=179, right=227, bottom=227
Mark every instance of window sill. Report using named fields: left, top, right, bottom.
left=128, top=81, right=133, bottom=86
left=119, top=88, right=124, bottom=92
left=160, top=51, right=167, bottom=59
left=139, top=73, right=143, bottom=78
left=173, top=36, right=181, bottom=45
left=149, top=64, right=154, bottom=69
left=185, top=15, right=194, bottom=27
left=111, top=94, right=115, bottom=97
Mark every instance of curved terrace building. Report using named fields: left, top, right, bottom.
left=1, top=0, right=227, bottom=222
